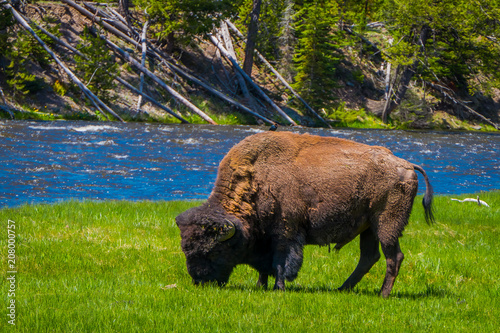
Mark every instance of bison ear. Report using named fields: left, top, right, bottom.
left=216, top=219, right=236, bottom=242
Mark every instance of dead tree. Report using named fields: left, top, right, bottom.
left=218, top=21, right=260, bottom=115
left=115, top=76, right=189, bottom=123
left=136, top=15, right=149, bottom=112
left=243, top=0, right=262, bottom=76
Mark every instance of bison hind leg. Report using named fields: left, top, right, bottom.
left=380, top=240, right=404, bottom=298
left=338, top=228, right=380, bottom=292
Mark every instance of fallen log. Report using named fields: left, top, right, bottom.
left=225, top=20, right=329, bottom=127
left=114, top=76, right=189, bottom=123
left=209, top=34, right=297, bottom=126
left=0, top=86, right=14, bottom=119
left=96, top=29, right=217, bottom=124
left=0, top=104, right=15, bottom=119
left=6, top=3, right=125, bottom=122
left=83, top=2, right=132, bottom=37
left=163, top=61, right=275, bottom=125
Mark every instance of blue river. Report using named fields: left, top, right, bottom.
left=1, top=120, right=499, bottom=208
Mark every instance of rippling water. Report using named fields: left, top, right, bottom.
left=1, top=120, right=499, bottom=208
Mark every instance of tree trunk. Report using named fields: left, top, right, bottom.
left=243, top=0, right=262, bottom=76
left=219, top=23, right=252, bottom=100
left=136, top=18, right=149, bottom=112
left=118, top=0, right=134, bottom=35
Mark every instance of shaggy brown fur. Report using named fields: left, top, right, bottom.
left=176, top=131, right=434, bottom=297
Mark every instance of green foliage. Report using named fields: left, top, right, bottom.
left=325, top=102, right=388, bottom=128
left=135, top=0, right=239, bottom=46
left=52, top=80, right=66, bottom=96
left=383, top=0, right=500, bottom=95
left=0, top=9, right=60, bottom=98
left=182, top=96, right=256, bottom=125
left=2, top=192, right=499, bottom=331
left=292, top=0, right=343, bottom=109
left=74, top=26, right=118, bottom=102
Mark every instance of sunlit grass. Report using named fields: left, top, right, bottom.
left=1, top=193, right=499, bottom=332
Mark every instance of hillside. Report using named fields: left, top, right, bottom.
left=1, top=1, right=499, bottom=130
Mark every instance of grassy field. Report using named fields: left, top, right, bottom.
left=1, top=192, right=499, bottom=332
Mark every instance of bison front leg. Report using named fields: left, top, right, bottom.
left=338, top=228, right=380, bottom=292
left=256, top=273, right=268, bottom=289
left=272, top=238, right=305, bottom=291
left=380, top=239, right=404, bottom=298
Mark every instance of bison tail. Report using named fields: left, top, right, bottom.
left=413, top=164, right=435, bottom=224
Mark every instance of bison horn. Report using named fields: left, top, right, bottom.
left=217, top=220, right=236, bottom=242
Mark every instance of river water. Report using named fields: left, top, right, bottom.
left=1, top=120, right=499, bottom=208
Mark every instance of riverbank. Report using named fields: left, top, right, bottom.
left=2, top=106, right=498, bottom=132
left=1, top=192, right=498, bottom=331
left=1, top=2, right=498, bottom=131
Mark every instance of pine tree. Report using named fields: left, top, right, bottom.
left=74, top=27, right=118, bottom=102
left=292, top=0, right=342, bottom=108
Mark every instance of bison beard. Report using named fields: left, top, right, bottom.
left=176, top=131, right=434, bottom=297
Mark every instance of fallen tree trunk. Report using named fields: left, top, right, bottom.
left=6, top=3, right=125, bottom=122
left=114, top=76, right=189, bottom=123
left=83, top=1, right=132, bottom=37
left=209, top=34, right=297, bottom=126
left=136, top=16, right=149, bottom=112
left=97, top=29, right=217, bottom=124
left=0, top=86, right=14, bottom=119
left=163, top=60, right=275, bottom=125
left=76, top=4, right=258, bottom=124
left=226, top=20, right=329, bottom=127
left=0, top=104, right=15, bottom=119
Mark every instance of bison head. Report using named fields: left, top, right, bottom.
left=175, top=203, right=247, bottom=286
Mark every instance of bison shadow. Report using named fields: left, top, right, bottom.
left=225, top=284, right=452, bottom=299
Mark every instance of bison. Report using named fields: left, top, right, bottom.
left=176, top=131, right=434, bottom=297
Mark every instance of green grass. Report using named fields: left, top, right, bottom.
left=1, top=193, right=499, bottom=332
